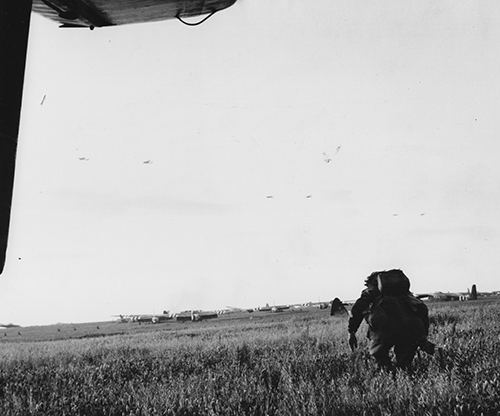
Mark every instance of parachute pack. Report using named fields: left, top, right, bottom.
left=377, top=270, right=410, bottom=296
left=368, top=270, right=427, bottom=336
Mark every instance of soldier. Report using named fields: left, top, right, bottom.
left=330, top=297, right=348, bottom=316
left=348, top=269, right=435, bottom=369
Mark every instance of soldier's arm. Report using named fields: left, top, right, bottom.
left=348, top=289, right=375, bottom=334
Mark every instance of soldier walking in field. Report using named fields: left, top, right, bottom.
left=348, top=269, right=435, bottom=369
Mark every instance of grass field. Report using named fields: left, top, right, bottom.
left=0, top=300, right=499, bottom=415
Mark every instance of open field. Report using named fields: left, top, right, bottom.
left=0, top=300, right=499, bottom=415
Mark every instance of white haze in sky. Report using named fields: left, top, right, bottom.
left=1, top=0, right=500, bottom=325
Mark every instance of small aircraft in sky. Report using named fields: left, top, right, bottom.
left=0, top=0, right=240, bottom=274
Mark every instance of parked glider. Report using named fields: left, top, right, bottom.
left=114, top=312, right=173, bottom=323
left=0, top=0, right=239, bottom=274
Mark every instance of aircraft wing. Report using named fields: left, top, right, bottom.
left=32, top=0, right=238, bottom=28
left=0, top=0, right=239, bottom=275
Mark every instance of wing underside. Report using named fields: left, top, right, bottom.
left=32, top=0, right=238, bottom=27
left=1, top=0, right=238, bottom=274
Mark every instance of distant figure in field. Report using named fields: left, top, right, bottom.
left=470, top=284, right=478, bottom=300
left=348, top=269, right=435, bottom=369
left=330, top=297, right=348, bottom=316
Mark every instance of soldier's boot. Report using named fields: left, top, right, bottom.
left=370, top=343, right=392, bottom=369
left=375, top=355, right=393, bottom=370
left=419, top=339, right=436, bottom=355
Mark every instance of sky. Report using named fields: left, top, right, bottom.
left=1, top=0, right=500, bottom=326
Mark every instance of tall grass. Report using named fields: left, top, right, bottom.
left=0, top=301, right=499, bottom=415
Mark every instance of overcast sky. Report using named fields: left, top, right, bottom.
left=1, top=0, right=500, bottom=326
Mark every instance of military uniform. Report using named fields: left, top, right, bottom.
left=348, top=271, right=431, bottom=368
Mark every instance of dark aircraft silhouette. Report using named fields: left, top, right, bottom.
left=32, top=0, right=237, bottom=28
left=0, top=0, right=238, bottom=274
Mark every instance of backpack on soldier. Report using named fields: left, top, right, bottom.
left=368, top=270, right=418, bottom=334
left=365, top=269, right=434, bottom=354
left=377, top=269, right=410, bottom=296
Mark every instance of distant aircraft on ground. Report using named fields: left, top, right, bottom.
left=174, top=310, right=218, bottom=322
left=0, top=0, right=240, bottom=274
left=191, top=310, right=218, bottom=321
left=271, top=305, right=290, bottom=313
left=416, top=284, right=481, bottom=302
left=218, top=306, right=246, bottom=314
left=114, top=311, right=172, bottom=324
left=255, top=301, right=340, bottom=313
left=302, top=301, right=330, bottom=310
left=254, top=303, right=291, bottom=312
